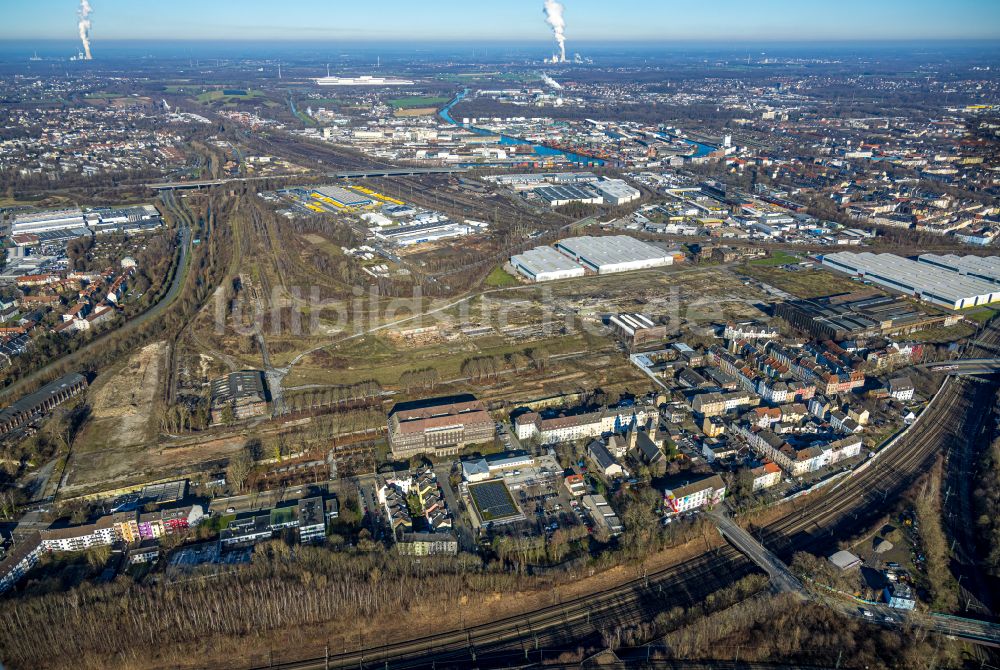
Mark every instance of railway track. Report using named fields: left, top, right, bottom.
left=250, top=549, right=757, bottom=670
left=757, top=320, right=1000, bottom=559
left=244, top=323, right=1000, bottom=669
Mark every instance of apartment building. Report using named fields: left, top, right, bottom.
left=661, top=473, right=726, bottom=515
left=396, top=532, right=459, bottom=556
left=514, top=404, right=656, bottom=444
left=751, top=462, right=783, bottom=491
left=388, top=394, right=494, bottom=458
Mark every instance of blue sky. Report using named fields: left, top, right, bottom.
left=3, top=0, right=1000, bottom=42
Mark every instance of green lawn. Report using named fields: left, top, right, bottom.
left=749, top=250, right=801, bottom=267
left=195, top=89, right=262, bottom=103
left=962, top=307, right=999, bottom=324
left=484, top=265, right=519, bottom=288
left=388, top=96, right=450, bottom=109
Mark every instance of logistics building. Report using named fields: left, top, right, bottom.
left=593, top=178, right=641, bottom=206
left=311, top=185, right=372, bottom=208
left=374, top=219, right=479, bottom=246
left=917, top=254, right=1000, bottom=285
left=535, top=184, right=604, bottom=208
left=510, top=246, right=586, bottom=282
left=555, top=235, right=673, bottom=275
left=821, top=252, right=1000, bottom=309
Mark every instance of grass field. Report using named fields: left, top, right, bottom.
left=389, top=95, right=450, bottom=109
left=962, top=307, right=999, bottom=324
left=749, top=250, right=801, bottom=267
left=196, top=89, right=263, bottom=103
left=904, top=322, right=977, bottom=344
left=484, top=266, right=519, bottom=288
left=741, top=265, right=863, bottom=299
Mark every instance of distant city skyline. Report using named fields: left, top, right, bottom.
left=2, top=0, right=1000, bottom=43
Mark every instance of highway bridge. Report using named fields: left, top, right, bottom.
left=145, top=167, right=468, bottom=191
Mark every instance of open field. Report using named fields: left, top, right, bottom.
left=748, top=250, right=801, bottom=267
left=394, top=107, right=438, bottom=117
left=484, top=265, right=519, bottom=288
left=740, top=264, right=865, bottom=298
left=63, top=341, right=244, bottom=490
left=195, top=89, right=264, bottom=103
left=81, top=341, right=166, bottom=450
left=280, top=264, right=767, bottom=403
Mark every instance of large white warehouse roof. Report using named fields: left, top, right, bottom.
left=821, top=252, right=1000, bottom=309
left=510, top=246, right=585, bottom=282
left=555, top=235, right=673, bottom=274
left=918, top=254, right=1000, bottom=285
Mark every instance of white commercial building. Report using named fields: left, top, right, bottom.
left=821, top=252, right=1000, bottom=309
left=510, top=246, right=586, bottom=282
left=11, top=208, right=86, bottom=235
left=535, top=184, right=603, bottom=208
left=314, top=75, right=414, bottom=86
left=555, top=235, right=673, bottom=275
left=593, top=178, right=641, bottom=206
left=917, top=253, right=1000, bottom=285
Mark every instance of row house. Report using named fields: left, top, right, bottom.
left=710, top=345, right=816, bottom=404
left=378, top=481, right=413, bottom=535
left=829, top=410, right=863, bottom=434
left=515, top=404, right=656, bottom=444
left=751, top=462, right=783, bottom=491
left=867, top=342, right=924, bottom=371
left=735, top=425, right=863, bottom=476
left=691, top=389, right=759, bottom=417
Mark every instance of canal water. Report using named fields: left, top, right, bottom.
left=439, top=90, right=605, bottom=166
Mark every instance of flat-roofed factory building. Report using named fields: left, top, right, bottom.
left=555, top=235, right=673, bottom=275
left=510, top=246, right=586, bottom=282
left=388, top=394, right=494, bottom=459
left=0, top=372, right=88, bottom=436
left=609, top=313, right=668, bottom=350
left=593, top=178, right=640, bottom=206
left=311, top=185, right=373, bottom=208
left=210, top=370, right=269, bottom=424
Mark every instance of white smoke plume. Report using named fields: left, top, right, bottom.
left=78, top=0, right=93, bottom=60
left=543, top=0, right=566, bottom=63
left=539, top=72, right=563, bottom=90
